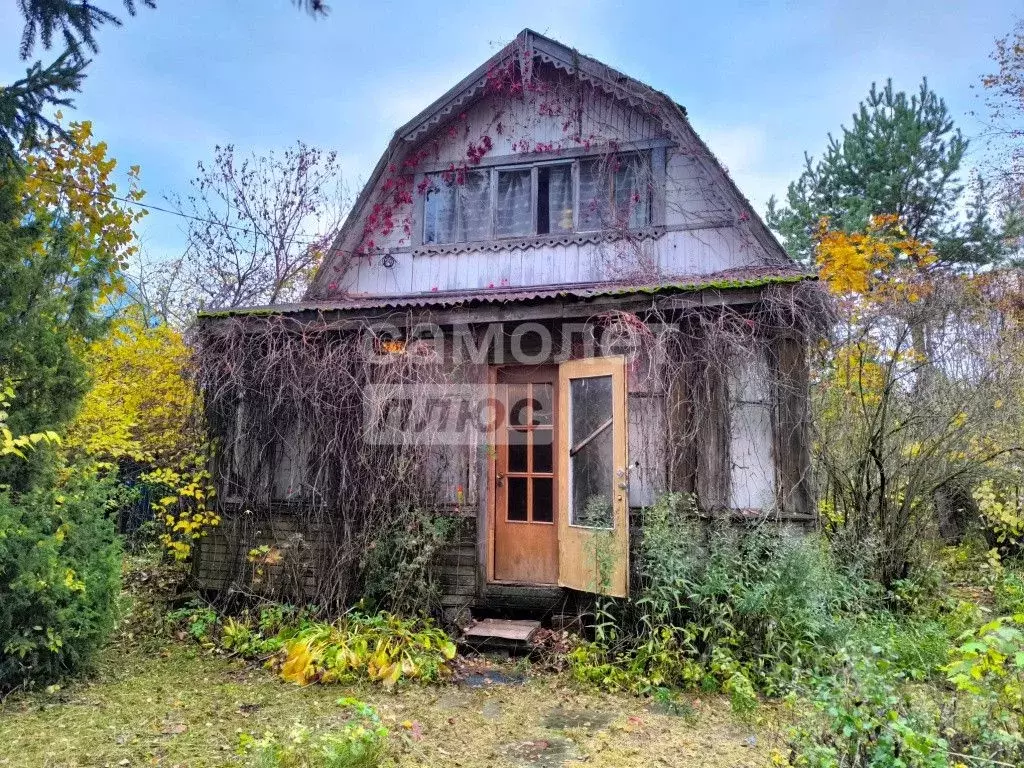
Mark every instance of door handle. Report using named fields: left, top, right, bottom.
left=495, top=472, right=504, bottom=487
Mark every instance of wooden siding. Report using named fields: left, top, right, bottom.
left=196, top=307, right=813, bottom=613
left=728, top=352, right=776, bottom=511
left=329, top=61, right=776, bottom=293
left=193, top=509, right=334, bottom=599
left=339, top=225, right=765, bottom=297
left=426, top=80, right=664, bottom=169
left=628, top=392, right=667, bottom=508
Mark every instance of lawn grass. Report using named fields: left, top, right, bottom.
left=0, top=641, right=777, bottom=767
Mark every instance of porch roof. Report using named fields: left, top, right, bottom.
left=198, top=266, right=813, bottom=320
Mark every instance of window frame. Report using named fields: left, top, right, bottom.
left=420, top=151, right=654, bottom=246
left=726, top=351, right=777, bottom=512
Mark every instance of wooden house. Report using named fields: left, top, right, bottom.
left=194, top=29, right=817, bottom=620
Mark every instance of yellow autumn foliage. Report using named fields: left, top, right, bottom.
left=21, top=115, right=147, bottom=308
left=66, top=310, right=218, bottom=559
left=814, top=214, right=935, bottom=299
left=68, top=311, right=196, bottom=466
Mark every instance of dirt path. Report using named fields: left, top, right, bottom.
left=0, top=644, right=777, bottom=767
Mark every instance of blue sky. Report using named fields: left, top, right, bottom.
left=0, top=0, right=1019, bottom=261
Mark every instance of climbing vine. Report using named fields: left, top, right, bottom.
left=192, top=279, right=825, bottom=609
left=324, top=35, right=714, bottom=285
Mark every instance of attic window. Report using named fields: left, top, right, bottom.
left=421, top=152, right=652, bottom=245
left=579, top=153, right=652, bottom=231
left=423, top=170, right=490, bottom=244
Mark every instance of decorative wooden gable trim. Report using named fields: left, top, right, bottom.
left=307, top=28, right=795, bottom=300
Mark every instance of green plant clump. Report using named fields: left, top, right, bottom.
left=570, top=493, right=869, bottom=705
left=166, top=602, right=458, bottom=689
left=279, top=612, right=457, bottom=688
left=0, top=469, right=121, bottom=691
left=239, top=697, right=388, bottom=768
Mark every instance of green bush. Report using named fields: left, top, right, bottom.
left=0, top=469, right=121, bottom=690
left=843, top=613, right=952, bottom=682
left=570, top=493, right=873, bottom=699
left=359, top=505, right=460, bottom=614
left=993, top=565, right=1024, bottom=614
left=783, top=615, right=1024, bottom=767
left=784, top=651, right=951, bottom=768
left=166, top=600, right=314, bottom=658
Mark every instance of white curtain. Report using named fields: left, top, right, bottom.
left=496, top=169, right=532, bottom=237
left=578, top=159, right=605, bottom=231
left=459, top=170, right=492, bottom=242
left=546, top=165, right=573, bottom=234
left=423, top=176, right=457, bottom=244
left=613, top=154, right=651, bottom=228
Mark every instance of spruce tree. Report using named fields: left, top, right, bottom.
left=0, top=159, right=94, bottom=489
left=767, top=79, right=1011, bottom=269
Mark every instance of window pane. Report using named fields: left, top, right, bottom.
left=460, top=170, right=492, bottom=242
left=423, top=176, right=457, bottom=244
left=578, top=159, right=606, bottom=231
left=508, top=477, right=528, bottom=521
left=533, top=436, right=553, bottom=473
left=538, top=164, right=573, bottom=234
left=533, top=478, right=554, bottom=522
left=613, top=154, right=651, bottom=228
left=507, top=384, right=530, bottom=426
left=569, top=375, right=615, bottom=529
left=570, top=426, right=614, bottom=528
left=531, top=383, right=553, bottom=425
left=570, top=376, right=613, bottom=440
left=496, top=169, right=532, bottom=237
left=508, top=430, right=528, bottom=473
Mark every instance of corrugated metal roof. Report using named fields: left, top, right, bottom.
left=199, top=266, right=813, bottom=319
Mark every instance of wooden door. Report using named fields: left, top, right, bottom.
left=492, top=366, right=559, bottom=584
left=557, top=357, right=629, bottom=597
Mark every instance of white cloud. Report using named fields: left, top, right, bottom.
left=702, top=125, right=768, bottom=177
left=698, top=124, right=793, bottom=212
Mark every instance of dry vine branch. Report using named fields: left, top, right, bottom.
left=191, top=280, right=828, bottom=610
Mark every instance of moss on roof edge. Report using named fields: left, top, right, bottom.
left=196, top=273, right=814, bottom=320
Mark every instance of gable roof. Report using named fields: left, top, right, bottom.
left=307, top=28, right=795, bottom=301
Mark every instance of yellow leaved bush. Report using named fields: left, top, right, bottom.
left=21, top=115, right=147, bottom=309
left=814, top=214, right=935, bottom=300
left=66, top=310, right=217, bottom=559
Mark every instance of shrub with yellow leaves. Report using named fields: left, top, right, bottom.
left=277, top=612, right=457, bottom=688
left=814, top=214, right=935, bottom=300
left=810, top=216, right=1024, bottom=583
left=21, top=114, right=147, bottom=310
left=973, top=479, right=1024, bottom=552
left=65, top=310, right=217, bottom=559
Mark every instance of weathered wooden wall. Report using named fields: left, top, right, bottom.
left=329, top=60, right=774, bottom=298
left=336, top=224, right=763, bottom=297
left=195, top=308, right=813, bottom=613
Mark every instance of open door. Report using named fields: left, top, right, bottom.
left=557, top=356, right=628, bottom=597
